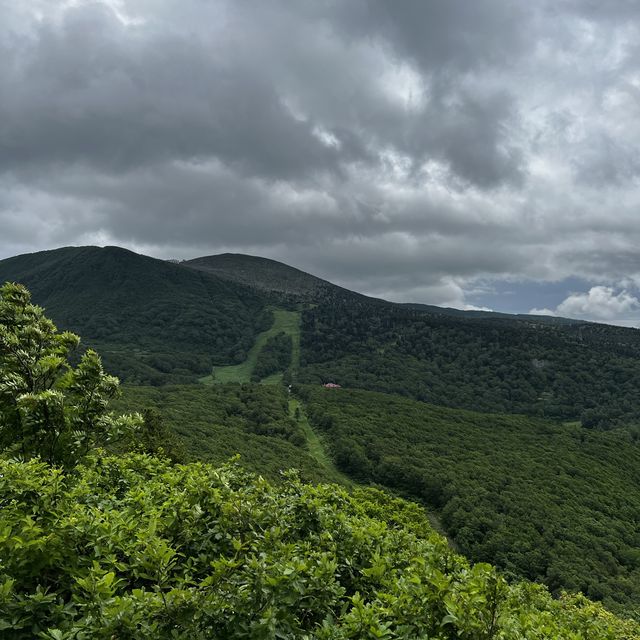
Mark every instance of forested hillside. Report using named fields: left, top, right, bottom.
left=6, top=246, right=640, bottom=428
left=298, top=298, right=640, bottom=428
left=0, top=246, right=269, bottom=384
left=114, top=378, right=640, bottom=618
left=302, top=386, right=640, bottom=616
left=112, top=384, right=341, bottom=483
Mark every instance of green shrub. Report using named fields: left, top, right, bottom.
left=1, top=453, right=638, bottom=639
left=0, top=282, right=140, bottom=466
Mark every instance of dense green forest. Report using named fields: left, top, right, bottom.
left=252, top=332, right=294, bottom=382
left=302, top=386, right=640, bottom=616
left=6, top=245, right=640, bottom=429
left=4, top=250, right=640, bottom=632
left=298, top=299, right=640, bottom=428
left=4, top=280, right=637, bottom=638
left=0, top=246, right=269, bottom=385
left=114, top=380, right=640, bottom=617
left=113, top=384, right=341, bottom=484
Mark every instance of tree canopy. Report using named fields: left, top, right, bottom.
left=0, top=282, right=139, bottom=466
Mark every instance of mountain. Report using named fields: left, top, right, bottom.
left=4, top=245, right=640, bottom=622
left=298, top=295, right=640, bottom=427
left=186, top=253, right=580, bottom=323
left=184, top=252, right=374, bottom=304
left=0, top=246, right=268, bottom=384
left=3, top=245, right=640, bottom=426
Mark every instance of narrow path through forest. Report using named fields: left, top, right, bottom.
left=201, top=309, right=457, bottom=548
left=288, top=397, right=352, bottom=486
left=289, top=396, right=458, bottom=547
left=200, top=309, right=300, bottom=384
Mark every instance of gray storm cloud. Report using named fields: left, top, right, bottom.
left=2, top=0, right=640, bottom=321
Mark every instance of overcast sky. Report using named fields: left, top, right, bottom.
left=2, top=1, right=640, bottom=325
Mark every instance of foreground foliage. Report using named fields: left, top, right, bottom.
left=303, top=386, right=640, bottom=617
left=1, top=453, right=638, bottom=639
left=0, top=282, right=139, bottom=466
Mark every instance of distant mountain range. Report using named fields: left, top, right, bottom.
left=2, top=244, right=640, bottom=426
left=0, top=244, right=583, bottom=320
left=186, top=252, right=582, bottom=324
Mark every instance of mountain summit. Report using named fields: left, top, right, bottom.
left=184, top=253, right=370, bottom=304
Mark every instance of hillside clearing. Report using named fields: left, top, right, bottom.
left=200, top=309, right=300, bottom=384
left=288, top=397, right=350, bottom=485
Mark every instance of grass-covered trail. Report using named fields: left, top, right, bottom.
left=288, top=397, right=351, bottom=486
left=200, top=309, right=300, bottom=384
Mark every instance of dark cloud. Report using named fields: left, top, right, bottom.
left=335, top=0, right=532, bottom=72
left=2, top=0, right=640, bottom=322
left=0, top=2, right=342, bottom=180
left=572, top=133, right=640, bottom=186
left=560, top=0, right=640, bottom=21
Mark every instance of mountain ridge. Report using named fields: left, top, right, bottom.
left=0, top=244, right=615, bottom=326
left=4, top=247, right=640, bottom=621
left=3, top=245, right=640, bottom=428
left=0, top=245, right=268, bottom=384
left=184, top=251, right=590, bottom=325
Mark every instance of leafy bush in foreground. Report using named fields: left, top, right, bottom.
left=0, top=282, right=140, bottom=466
left=1, top=453, right=638, bottom=639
